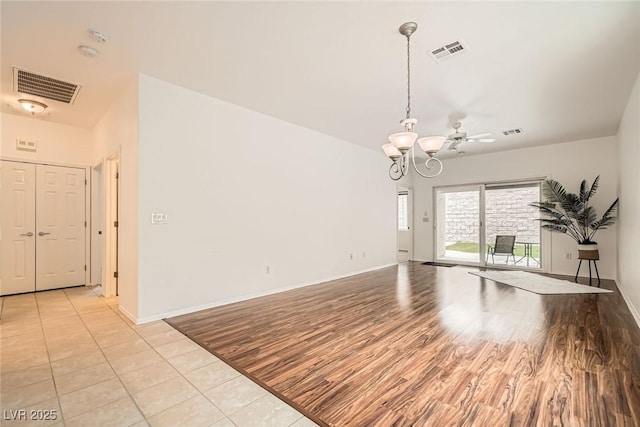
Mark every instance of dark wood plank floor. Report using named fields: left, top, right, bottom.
left=167, top=263, right=640, bottom=426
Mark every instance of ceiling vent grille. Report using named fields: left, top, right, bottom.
left=502, top=128, right=524, bottom=136
left=13, top=67, right=81, bottom=104
left=428, top=40, right=468, bottom=63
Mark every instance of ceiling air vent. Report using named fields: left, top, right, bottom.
left=428, top=40, right=468, bottom=63
left=13, top=67, right=82, bottom=104
left=502, top=128, right=524, bottom=136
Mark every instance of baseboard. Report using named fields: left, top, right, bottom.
left=616, top=280, right=640, bottom=329
left=135, top=263, right=398, bottom=325
left=118, top=304, right=138, bottom=325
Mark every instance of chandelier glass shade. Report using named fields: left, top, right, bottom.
left=389, top=133, right=417, bottom=151
left=382, top=143, right=401, bottom=159
left=382, top=22, right=446, bottom=180
left=418, top=135, right=447, bottom=155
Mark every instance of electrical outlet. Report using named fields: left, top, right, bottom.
left=265, top=265, right=270, bottom=274
left=349, top=253, right=353, bottom=260
left=566, top=252, right=572, bottom=260
left=362, top=251, right=366, bottom=258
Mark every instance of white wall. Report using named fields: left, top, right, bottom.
left=1, top=113, right=92, bottom=165
left=412, top=136, right=619, bottom=279
left=92, top=79, right=139, bottom=320
left=136, top=75, right=397, bottom=322
left=616, top=72, right=640, bottom=325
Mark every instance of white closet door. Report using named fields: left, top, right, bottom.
left=1, top=161, right=37, bottom=295
left=36, top=165, right=86, bottom=291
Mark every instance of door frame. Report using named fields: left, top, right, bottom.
left=101, top=151, right=120, bottom=297
left=0, top=157, right=91, bottom=290
left=90, top=163, right=103, bottom=286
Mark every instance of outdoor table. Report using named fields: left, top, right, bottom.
left=516, top=241, right=539, bottom=267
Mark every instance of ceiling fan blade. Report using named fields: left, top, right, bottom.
left=468, top=138, right=496, bottom=143
left=467, top=132, right=493, bottom=139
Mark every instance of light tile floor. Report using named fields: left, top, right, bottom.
left=0, top=287, right=319, bottom=427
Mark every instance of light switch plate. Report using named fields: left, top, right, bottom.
left=151, top=213, right=168, bottom=224
left=16, top=139, right=37, bottom=151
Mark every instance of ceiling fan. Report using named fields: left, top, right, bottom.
left=445, top=121, right=496, bottom=151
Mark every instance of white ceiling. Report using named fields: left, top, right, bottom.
left=2, top=1, right=639, bottom=157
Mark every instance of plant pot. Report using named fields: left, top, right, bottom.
left=577, top=243, right=599, bottom=260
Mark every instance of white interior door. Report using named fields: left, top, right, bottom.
left=36, top=165, right=86, bottom=291
left=1, top=161, right=36, bottom=295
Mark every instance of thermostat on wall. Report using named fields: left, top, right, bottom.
left=16, top=138, right=37, bottom=151
left=151, top=213, right=168, bottom=224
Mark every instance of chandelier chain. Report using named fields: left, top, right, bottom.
left=406, top=35, right=411, bottom=120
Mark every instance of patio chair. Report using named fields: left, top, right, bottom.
left=487, top=235, right=516, bottom=264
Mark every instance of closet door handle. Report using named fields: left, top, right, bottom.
left=38, top=232, right=51, bottom=236
left=20, top=232, right=34, bottom=237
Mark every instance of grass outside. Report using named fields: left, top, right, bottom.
left=445, top=242, right=541, bottom=258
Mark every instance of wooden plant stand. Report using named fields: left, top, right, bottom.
left=575, top=248, right=600, bottom=287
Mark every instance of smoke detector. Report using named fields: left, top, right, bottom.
left=78, top=45, right=99, bottom=58
left=87, top=29, right=108, bottom=43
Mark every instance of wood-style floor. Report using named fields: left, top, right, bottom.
left=167, top=263, right=640, bottom=426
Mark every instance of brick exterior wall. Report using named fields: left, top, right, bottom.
left=445, top=187, right=540, bottom=244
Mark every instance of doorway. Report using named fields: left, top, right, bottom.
left=1, top=160, right=87, bottom=295
left=397, top=188, right=413, bottom=262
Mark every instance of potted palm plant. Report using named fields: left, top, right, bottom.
left=530, top=176, right=618, bottom=259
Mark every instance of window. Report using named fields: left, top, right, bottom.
left=398, top=192, right=409, bottom=230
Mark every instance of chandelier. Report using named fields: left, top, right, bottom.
left=382, top=22, right=446, bottom=180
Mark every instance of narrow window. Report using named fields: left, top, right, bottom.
left=398, top=192, right=408, bottom=230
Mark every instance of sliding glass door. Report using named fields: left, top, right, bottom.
left=485, top=183, right=541, bottom=267
left=435, top=180, right=542, bottom=269
left=435, top=185, right=484, bottom=264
